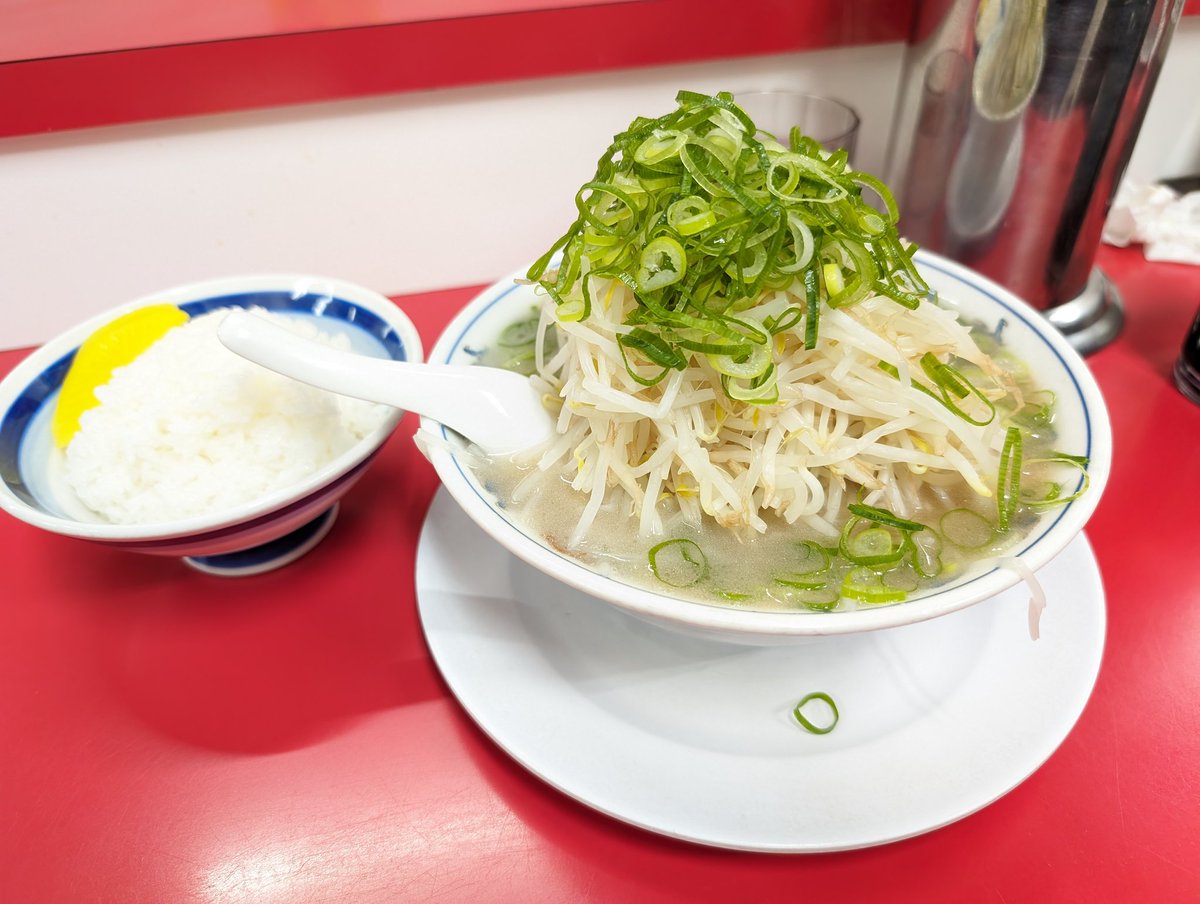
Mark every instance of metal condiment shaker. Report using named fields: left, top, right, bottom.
left=886, top=0, right=1184, bottom=355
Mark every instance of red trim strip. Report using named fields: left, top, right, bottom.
left=1, top=1, right=625, bottom=62
left=0, top=0, right=912, bottom=138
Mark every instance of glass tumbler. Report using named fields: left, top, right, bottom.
left=733, top=91, right=861, bottom=159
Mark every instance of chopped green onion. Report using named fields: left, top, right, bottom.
left=547, top=279, right=588, bottom=323
left=774, top=576, right=828, bottom=591
left=1009, top=390, right=1057, bottom=429
left=795, top=591, right=841, bottom=612
left=715, top=590, right=751, bottom=602
left=822, top=262, right=846, bottom=297
left=939, top=508, right=994, bottom=549
left=648, top=538, right=709, bottom=587
left=919, top=353, right=996, bottom=426
left=619, top=327, right=687, bottom=370
left=764, top=306, right=804, bottom=335
left=1049, top=450, right=1089, bottom=466
left=1021, top=480, right=1065, bottom=506
left=634, top=130, right=686, bottom=165
left=839, top=518, right=908, bottom=567
left=849, top=171, right=900, bottom=223
left=910, top=530, right=944, bottom=578
left=997, top=426, right=1023, bottom=530
left=574, top=181, right=640, bottom=236
left=707, top=329, right=772, bottom=379
left=528, top=90, right=936, bottom=403
left=499, top=349, right=537, bottom=375
left=920, top=352, right=966, bottom=397
left=667, top=196, right=718, bottom=235
left=636, top=236, right=688, bottom=292
left=616, top=339, right=673, bottom=387
left=793, top=540, right=831, bottom=574
left=878, top=358, right=995, bottom=426
left=498, top=316, right=538, bottom=348
left=721, top=369, right=780, bottom=404
left=841, top=567, right=908, bottom=604
left=803, top=263, right=820, bottom=349
left=883, top=564, right=920, bottom=592
left=847, top=502, right=926, bottom=534
left=849, top=527, right=903, bottom=563
left=1020, top=452, right=1090, bottom=508
left=793, top=692, right=839, bottom=734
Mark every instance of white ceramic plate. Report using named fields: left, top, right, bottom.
left=416, top=489, right=1106, bottom=851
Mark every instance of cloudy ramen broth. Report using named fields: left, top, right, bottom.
left=476, top=317, right=1080, bottom=612
left=467, top=91, right=1090, bottom=611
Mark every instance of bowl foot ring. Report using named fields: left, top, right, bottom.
left=182, top=504, right=339, bottom=577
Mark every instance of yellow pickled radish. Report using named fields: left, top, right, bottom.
left=52, top=304, right=189, bottom=448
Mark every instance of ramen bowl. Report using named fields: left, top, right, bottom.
left=421, top=251, right=1111, bottom=642
left=0, top=274, right=422, bottom=576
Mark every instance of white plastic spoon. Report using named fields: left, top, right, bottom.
left=217, top=309, right=555, bottom=456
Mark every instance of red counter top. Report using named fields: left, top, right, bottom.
left=1, top=244, right=1198, bottom=901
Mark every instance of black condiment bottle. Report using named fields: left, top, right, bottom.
left=1175, top=306, right=1200, bottom=405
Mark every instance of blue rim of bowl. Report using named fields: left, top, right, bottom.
left=426, top=251, right=1104, bottom=630
left=0, top=286, right=413, bottom=532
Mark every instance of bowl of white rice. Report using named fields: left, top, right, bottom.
left=0, top=274, right=422, bottom=575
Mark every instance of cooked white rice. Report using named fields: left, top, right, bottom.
left=62, top=307, right=390, bottom=524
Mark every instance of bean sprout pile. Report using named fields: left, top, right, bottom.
left=528, top=282, right=1017, bottom=547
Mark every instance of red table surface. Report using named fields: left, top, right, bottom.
left=1, top=245, right=1198, bottom=902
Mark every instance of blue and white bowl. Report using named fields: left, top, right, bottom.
left=0, top=274, right=422, bottom=576
left=421, top=251, right=1113, bottom=642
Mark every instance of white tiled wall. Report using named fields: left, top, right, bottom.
left=1, top=19, right=1198, bottom=350
left=1125, top=16, right=1200, bottom=184
left=0, top=45, right=907, bottom=350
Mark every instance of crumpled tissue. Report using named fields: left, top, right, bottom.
left=1102, top=180, right=1200, bottom=265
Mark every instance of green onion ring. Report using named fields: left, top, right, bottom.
left=648, top=538, right=710, bottom=587
left=793, top=692, right=839, bottom=734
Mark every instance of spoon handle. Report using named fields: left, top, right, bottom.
left=217, top=310, right=554, bottom=455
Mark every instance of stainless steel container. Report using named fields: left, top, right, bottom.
left=886, top=0, right=1184, bottom=354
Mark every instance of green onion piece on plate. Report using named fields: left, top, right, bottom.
left=793, top=692, right=839, bottom=734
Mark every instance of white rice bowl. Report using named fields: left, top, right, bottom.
left=0, top=273, right=420, bottom=571
left=63, top=308, right=390, bottom=524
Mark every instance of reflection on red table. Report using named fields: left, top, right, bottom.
left=1, top=246, right=1198, bottom=902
